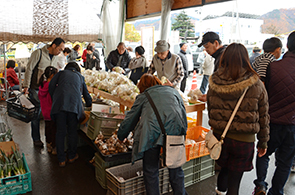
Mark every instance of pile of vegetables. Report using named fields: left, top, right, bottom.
left=0, top=128, right=13, bottom=142
left=94, top=130, right=133, bottom=156
left=0, top=147, right=26, bottom=178
left=187, top=89, right=203, bottom=104
left=82, top=70, right=139, bottom=101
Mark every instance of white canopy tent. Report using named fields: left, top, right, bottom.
left=0, top=0, right=229, bottom=97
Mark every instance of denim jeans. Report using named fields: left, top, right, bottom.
left=143, top=146, right=187, bottom=195
left=254, top=123, right=295, bottom=195
left=29, top=89, right=41, bottom=142
left=11, top=85, right=20, bottom=91
left=54, top=111, right=78, bottom=162
left=200, top=75, right=209, bottom=94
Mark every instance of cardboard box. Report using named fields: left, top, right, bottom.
left=0, top=141, right=17, bottom=156
left=92, top=103, right=120, bottom=114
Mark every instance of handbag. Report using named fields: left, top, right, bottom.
left=145, top=91, right=186, bottom=169
left=205, top=87, right=248, bottom=160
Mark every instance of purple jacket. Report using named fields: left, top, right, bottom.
left=266, top=51, right=295, bottom=125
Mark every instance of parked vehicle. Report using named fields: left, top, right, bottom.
left=190, top=44, right=204, bottom=73
left=94, top=42, right=106, bottom=70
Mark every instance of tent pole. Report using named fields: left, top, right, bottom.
left=3, top=44, right=8, bottom=99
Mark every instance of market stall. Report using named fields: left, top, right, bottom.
left=81, top=69, right=214, bottom=192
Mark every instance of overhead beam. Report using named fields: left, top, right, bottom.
left=126, top=0, right=231, bottom=20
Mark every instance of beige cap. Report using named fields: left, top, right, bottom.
left=154, top=40, right=170, bottom=52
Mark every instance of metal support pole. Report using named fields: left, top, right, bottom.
left=3, top=44, right=8, bottom=99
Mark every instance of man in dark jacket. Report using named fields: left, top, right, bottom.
left=106, top=42, right=131, bottom=72
left=49, top=62, right=92, bottom=167
left=198, top=31, right=225, bottom=72
left=249, top=46, right=261, bottom=65
left=178, top=43, right=188, bottom=92
left=86, top=46, right=100, bottom=70
left=253, top=31, right=295, bottom=195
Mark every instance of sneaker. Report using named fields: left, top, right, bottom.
left=68, top=154, right=79, bottom=163
left=59, top=161, right=66, bottom=168
left=51, top=147, right=57, bottom=155
left=33, top=140, right=44, bottom=147
left=253, top=185, right=266, bottom=195
left=215, top=188, right=226, bottom=195
left=291, top=165, right=295, bottom=173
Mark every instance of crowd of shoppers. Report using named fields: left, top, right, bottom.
left=253, top=31, right=295, bottom=195
left=10, top=29, right=294, bottom=194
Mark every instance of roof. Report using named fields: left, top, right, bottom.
left=203, top=11, right=261, bottom=20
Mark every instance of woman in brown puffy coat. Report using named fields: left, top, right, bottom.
left=207, top=43, right=270, bottom=195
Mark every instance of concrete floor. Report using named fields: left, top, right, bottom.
left=2, top=74, right=295, bottom=195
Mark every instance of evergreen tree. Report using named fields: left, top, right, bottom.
left=171, top=11, right=195, bottom=38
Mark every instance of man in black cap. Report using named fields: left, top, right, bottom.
left=178, top=43, right=188, bottom=92
left=198, top=31, right=225, bottom=72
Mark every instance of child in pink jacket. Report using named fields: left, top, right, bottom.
left=38, top=66, right=58, bottom=154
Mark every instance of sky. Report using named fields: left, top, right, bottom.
left=184, top=0, right=295, bottom=18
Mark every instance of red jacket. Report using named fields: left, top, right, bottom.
left=82, top=49, right=87, bottom=62
left=38, top=81, right=52, bottom=120
left=5, top=68, right=19, bottom=87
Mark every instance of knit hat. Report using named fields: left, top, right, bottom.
left=287, top=31, right=295, bottom=52
left=155, top=40, right=170, bottom=52
left=179, top=43, right=186, bottom=48
left=253, top=46, right=261, bottom=52
left=135, top=46, right=145, bottom=55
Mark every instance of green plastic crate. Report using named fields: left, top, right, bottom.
left=95, top=152, right=131, bottom=189
left=106, top=160, right=172, bottom=195
left=87, top=112, right=125, bottom=140
left=106, top=155, right=215, bottom=195
left=0, top=153, right=32, bottom=195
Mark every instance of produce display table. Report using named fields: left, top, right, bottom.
left=87, top=86, right=206, bottom=123
left=184, top=102, right=205, bottom=126
left=93, top=88, right=134, bottom=112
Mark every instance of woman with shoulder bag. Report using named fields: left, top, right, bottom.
left=207, top=43, right=270, bottom=195
left=117, top=73, right=188, bottom=195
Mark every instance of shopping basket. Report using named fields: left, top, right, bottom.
left=6, top=95, right=39, bottom=123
